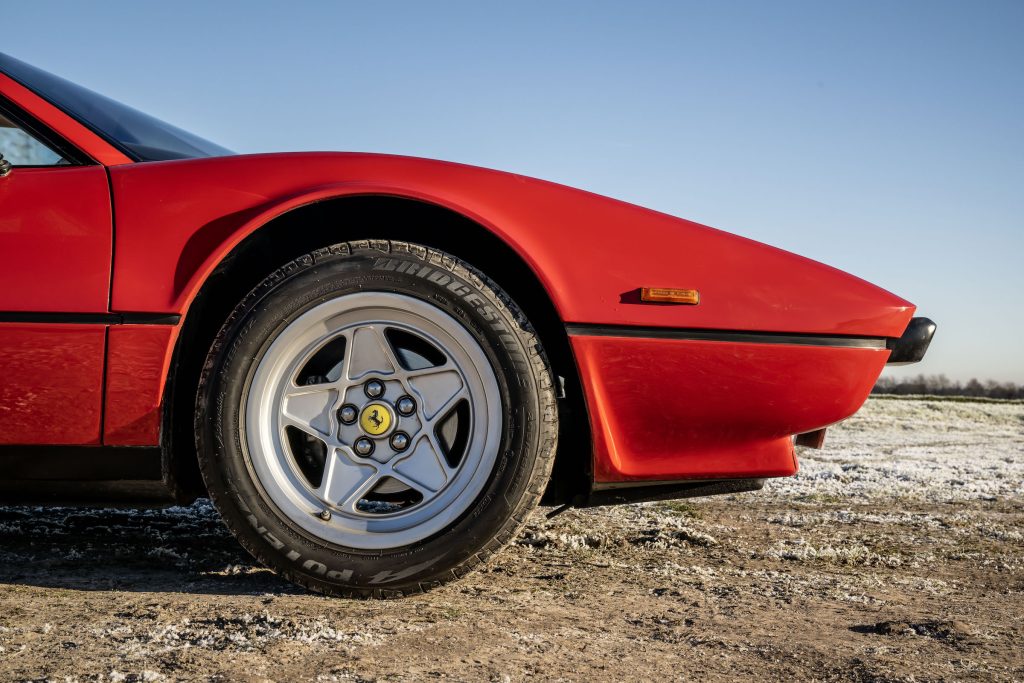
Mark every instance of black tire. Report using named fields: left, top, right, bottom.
left=195, top=239, right=558, bottom=597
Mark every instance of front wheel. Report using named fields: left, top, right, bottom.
left=196, top=240, right=557, bottom=596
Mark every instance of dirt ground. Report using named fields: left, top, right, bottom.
left=1, top=398, right=1022, bottom=682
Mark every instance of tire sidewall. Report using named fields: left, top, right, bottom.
left=198, top=242, right=548, bottom=594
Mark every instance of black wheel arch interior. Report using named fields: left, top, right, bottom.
left=164, top=195, right=592, bottom=507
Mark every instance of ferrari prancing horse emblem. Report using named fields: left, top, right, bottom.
left=359, top=402, right=394, bottom=436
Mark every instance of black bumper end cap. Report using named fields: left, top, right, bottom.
left=886, top=317, right=936, bottom=365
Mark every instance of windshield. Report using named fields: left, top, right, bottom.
left=0, top=53, right=233, bottom=162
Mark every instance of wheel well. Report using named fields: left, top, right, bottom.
left=165, top=195, right=591, bottom=506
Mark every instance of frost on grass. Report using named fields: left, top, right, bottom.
left=108, top=671, right=166, bottom=683
left=0, top=499, right=255, bottom=576
left=629, top=524, right=719, bottom=550
left=518, top=504, right=723, bottom=554
left=517, top=529, right=606, bottom=550
left=95, top=612, right=406, bottom=656
left=0, top=625, right=26, bottom=655
left=765, top=539, right=904, bottom=568
left=766, top=398, right=1024, bottom=503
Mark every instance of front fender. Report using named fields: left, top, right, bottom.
left=110, top=151, right=913, bottom=338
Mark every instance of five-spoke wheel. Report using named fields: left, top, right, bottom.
left=197, top=241, right=557, bottom=596
left=246, top=293, right=502, bottom=549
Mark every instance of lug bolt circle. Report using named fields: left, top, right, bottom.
left=396, top=395, right=416, bottom=416
left=364, top=380, right=385, bottom=398
left=354, top=437, right=374, bottom=456
left=338, top=404, right=358, bottom=424
left=390, top=431, right=410, bottom=451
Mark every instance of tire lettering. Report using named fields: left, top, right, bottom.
left=302, top=559, right=328, bottom=576
left=427, top=271, right=451, bottom=287
left=327, top=569, right=354, bottom=581
left=447, top=281, right=470, bottom=297
left=369, top=558, right=436, bottom=584
left=234, top=492, right=361, bottom=583
left=264, top=533, right=285, bottom=551
left=373, top=258, right=505, bottom=334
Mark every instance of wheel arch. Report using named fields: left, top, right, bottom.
left=164, top=194, right=591, bottom=506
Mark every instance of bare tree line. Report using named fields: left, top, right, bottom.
left=873, top=374, right=1024, bottom=400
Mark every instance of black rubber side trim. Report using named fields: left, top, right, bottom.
left=0, top=445, right=162, bottom=481
left=565, top=323, right=887, bottom=349
left=581, top=478, right=765, bottom=507
left=0, top=480, right=175, bottom=506
left=0, top=446, right=174, bottom=505
left=121, top=313, right=182, bottom=325
left=0, top=312, right=180, bottom=325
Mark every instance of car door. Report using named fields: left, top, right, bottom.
left=0, top=98, right=112, bottom=444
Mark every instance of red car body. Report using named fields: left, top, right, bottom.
left=0, top=62, right=930, bottom=505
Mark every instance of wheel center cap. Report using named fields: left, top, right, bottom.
left=359, top=401, right=394, bottom=437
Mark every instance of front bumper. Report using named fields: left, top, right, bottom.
left=886, top=317, right=936, bottom=365
left=568, top=331, right=888, bottom=484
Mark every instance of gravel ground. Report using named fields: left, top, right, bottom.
left=1, top=397, right=1022, bottom=681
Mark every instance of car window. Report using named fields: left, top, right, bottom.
left=0, top=112, right=66, bottom=165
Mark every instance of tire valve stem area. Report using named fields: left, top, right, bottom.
left=318, top=508, right=332, bottom=521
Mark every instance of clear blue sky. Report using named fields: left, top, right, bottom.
left=8, top=1, right=1023, bottom=382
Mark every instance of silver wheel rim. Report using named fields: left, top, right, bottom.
left=244, top=292, right=502, bottom=550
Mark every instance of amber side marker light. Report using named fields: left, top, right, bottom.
left=640, top=287, right=700, bottom=305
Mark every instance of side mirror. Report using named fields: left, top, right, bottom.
left=0, top=152, right=11, bottom=177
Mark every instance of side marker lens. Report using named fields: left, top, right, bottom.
left=640, top=287, right=700, bottom=305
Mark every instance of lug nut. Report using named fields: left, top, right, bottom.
left=338, top=404, right=358, bottom=424
left=354, top=437, right=374, bottom=456
left=390, top=432, right=410, bottom=452
left=364, top=380, right=385, bottom=398
left=396, top=395, right=416, bottom=416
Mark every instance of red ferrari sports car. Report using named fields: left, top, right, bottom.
left=0, top=53, right=933, bottom=596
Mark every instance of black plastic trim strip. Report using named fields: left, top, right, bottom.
left=582, top=478, right=766, bottom=507
left=0, top=446, right=172, bottom=504
left=0, top=312, right=180, bottom=325
left=0, top=445, right=161, bottom=481
left=0, top=480, right=174, bottom=505
left=885, top=317, right=936, bottom=364
left=565, top=323, right=887, bottom=349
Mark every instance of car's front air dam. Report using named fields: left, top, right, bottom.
left=570, top=334, right=889, bottom=483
